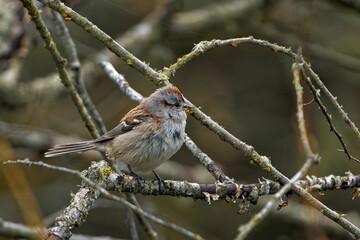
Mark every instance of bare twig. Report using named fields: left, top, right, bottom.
left=126, top=207, right=139, bottom=240
left=298, top=171, right=360, bottom=192
left=302, top=61, right=360, bottom=141
left=236, top=159, right=316, bottom=239
left=260, top=25, right=360, bottom=73
left=99, top=62, right=143, bottom=103
left=293, top=61, right=317, bottom=159
left=183, top=134, right=232, bottom=183
left=299, top=66, right=360, bottom=163
left=162, top=37, right=295, bottom=77
left=126, top=194, right=158, bottom=240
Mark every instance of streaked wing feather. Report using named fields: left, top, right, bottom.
left=93, top=113, right=149, bottom=143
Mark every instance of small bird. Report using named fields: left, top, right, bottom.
left=45, top=85, right=190, bottom=175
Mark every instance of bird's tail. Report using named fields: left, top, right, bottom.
left=44, top=141, right=96, bottom=157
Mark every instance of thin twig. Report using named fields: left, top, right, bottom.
left=162, top=37, right=295, bottom=77
left=299, top=66, right=360, bottom=163
left=293, top=61, right=317, bottom=159
left=126, top=206, right=139, bottom=240
left=99, top=62, right=143, bottom=103
left=302, top=61, right=360, bottom=141
left=236, top=159, right=316, bottom=240
left=126, top=194, right=159, bottom=240
left=4, top=159, right=203, bottom=240
left=4, top=159, right=360, bottom=238
left=184, top=134, right=232, bottom=183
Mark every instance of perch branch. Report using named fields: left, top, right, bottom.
left=4, top=159, right=203, bottom=240
left=4, top=160, right=360, bottom=204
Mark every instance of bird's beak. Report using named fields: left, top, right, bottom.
left=183, top=102, right=192, bottom=113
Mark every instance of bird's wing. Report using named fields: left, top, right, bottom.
left=93, top=111, right=150, bottom=143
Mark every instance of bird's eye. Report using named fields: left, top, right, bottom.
left=174, top=102, right=180, bottom=108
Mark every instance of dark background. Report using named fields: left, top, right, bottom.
left=0, top=0, right=359, bottom=239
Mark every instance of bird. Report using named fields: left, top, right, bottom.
left=45, top=85, right=190, bottom=176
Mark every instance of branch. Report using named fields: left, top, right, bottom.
left=5, top=160, right=360, bottom=203
left=4, top=159, right=203, bottom=240
left=126, top=194, right=158, bottom=240
left=299, top=65, right=360, bottom=163
left=293, top=61, right=318, bottom=159
left=301, top=63, right=360, bottom=143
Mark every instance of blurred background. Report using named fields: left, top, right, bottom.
left=1, top=0, right=360, bottom=239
